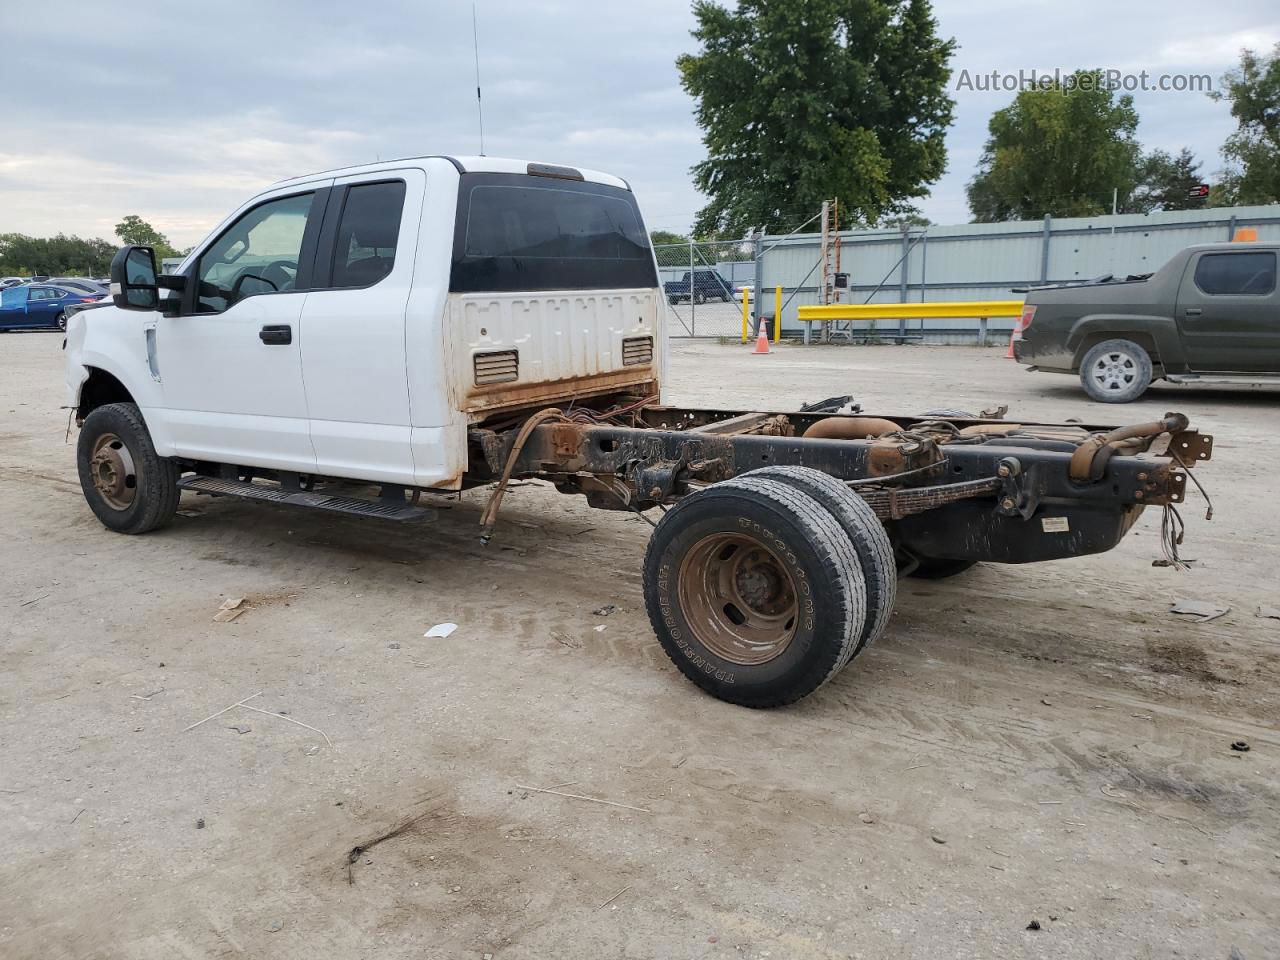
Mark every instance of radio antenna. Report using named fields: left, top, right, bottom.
left=472, top=3, right=485, bottom=156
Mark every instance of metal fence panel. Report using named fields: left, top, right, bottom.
left=745, top=203, right=1280, bottom=340
left=652, top=204, right=1280, bottom=340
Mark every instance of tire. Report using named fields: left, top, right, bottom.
left=55, top=312, right=67, bottom=332
left=746, top=466, right=896, bottom=657
left=643, top=477, right=866, bottom=707
left=694, top=291, right=706, bottom=305
left=1079, top=339, right=1153, bottom=403
left=76, top=402, right=181, bottom=534
left=907, top=556, right=978, bottom=580
left=920, top=407, right=976, bottom=418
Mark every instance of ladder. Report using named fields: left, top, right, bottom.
left=818, top=200, right=849, bottom=341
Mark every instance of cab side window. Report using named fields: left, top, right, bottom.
left=195, top=192, right=316, bottom=313
left=1193, top=252, right=1276, bottom=296
left=329, top=181, right=406, bottom=289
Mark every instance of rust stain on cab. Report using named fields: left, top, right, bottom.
left=462, top=368, right=658, bottom=418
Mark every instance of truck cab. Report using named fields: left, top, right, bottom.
left=67, top=156, right=664, bottom=490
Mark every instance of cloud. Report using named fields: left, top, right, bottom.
left=1153, top=28, right=1280, bottom=69
left=565, top=127, right=701, bottom=147
left=0, top=0, right=1272, bottom=244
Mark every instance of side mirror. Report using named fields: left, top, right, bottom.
left=109, top=245, right=159, bottom=310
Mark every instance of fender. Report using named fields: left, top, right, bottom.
left=65, top=307, right=177, bottom=455
left=1065, top=314, right=1187, bottom=373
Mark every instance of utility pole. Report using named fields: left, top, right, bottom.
left=819, top=200, right=831, bottom=306
left=832, top=199, right=841, bottom=304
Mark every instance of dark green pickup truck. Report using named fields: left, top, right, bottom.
left=1012, top=242, right=1280, bottom=402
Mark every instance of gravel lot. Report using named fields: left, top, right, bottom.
left=2, top=334, right=1277, bottom=958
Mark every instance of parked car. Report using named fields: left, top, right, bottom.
left=65, top=298, right=113, bottom=324
left=664, top=269, right=735, bottom=304
left=0, top=277, right=27, bottom=289
left=0, top=284, right=103, bottom=331
left=46, top=278, right=110, bottom=297
left=1014, top=242, right=1280, bottom=402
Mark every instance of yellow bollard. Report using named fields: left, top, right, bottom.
left=741, top=287, right=750, bottom=343
left=774, top=285, right=782, bottom=342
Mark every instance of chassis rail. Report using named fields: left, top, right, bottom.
left=471, top=405, right=1211, bottom=565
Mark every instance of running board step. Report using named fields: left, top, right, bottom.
left=1165, top=373, right=1280, bottom=385
left=178, top=476, right=434, bottom=521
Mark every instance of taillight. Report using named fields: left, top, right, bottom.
left=1012, top=304, right=1036, bottom=340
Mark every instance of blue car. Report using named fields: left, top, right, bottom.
left=0, top=284, right=103, bottom=331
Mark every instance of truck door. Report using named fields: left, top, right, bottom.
left=1175, top=249, right=1280, bottom=372
left=298, top=170, right=422, bottom=485
left=155, top=184, right=330, bottom=472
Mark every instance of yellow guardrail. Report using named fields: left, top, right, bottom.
left=797, top=300, right=1024, bottom=322
left=796, top=300, right=1024, bottom=345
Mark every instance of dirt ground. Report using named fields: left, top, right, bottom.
left=2, top=334, right=1278, bottom=959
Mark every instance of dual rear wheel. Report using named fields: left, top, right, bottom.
left=642, top=467, right=897, bottom=708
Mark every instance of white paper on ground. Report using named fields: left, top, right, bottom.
left=424, top=622, right=458, bottom=638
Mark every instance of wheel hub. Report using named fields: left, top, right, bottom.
left=1092, top=352, right=1136, bottom=390
left=89, top=433, right=137, bottom=510
left=678, top=532, right=799, bottom=665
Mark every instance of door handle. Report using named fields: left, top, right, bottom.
left=1184, top=307, right=1202, bottom=316
left=259, top=324, right=292, bottom=345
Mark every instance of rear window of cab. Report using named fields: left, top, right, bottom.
left=450, top=173, right=657, bottom=293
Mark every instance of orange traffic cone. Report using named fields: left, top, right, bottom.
left=752, top=325, right=770, bottom=355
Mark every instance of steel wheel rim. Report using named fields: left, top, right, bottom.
left=677, top=531, right=799, bottom=665
left=1091, top=350, right=1138, bottom=391
left=89, top=432, right=137, bottom=510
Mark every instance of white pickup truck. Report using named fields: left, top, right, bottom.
left=67, top=154, right=1211, bottom=708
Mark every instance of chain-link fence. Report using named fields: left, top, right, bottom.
left=654, top=239, right=756, bottom=338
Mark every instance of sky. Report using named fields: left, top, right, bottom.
left=1, top=0, right=1277, bottom=249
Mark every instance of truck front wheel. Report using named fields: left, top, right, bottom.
left=642, top=477, right=866, bottom=708
left=1079, top=339, right=1153, bottom=403
left=76, top=402, right=181, bottom=534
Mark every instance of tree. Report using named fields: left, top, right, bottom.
left=114, top=215, right=181, bottom=261
left=1209, top=43, right=1280, bottom=205
left=1130, top=148, right=1204, bottom=213
left=967, top=71, right=1141, bottom=222
left=883, top=212, right=932, bottom=228
left=678, top=0, right=955, bottom=238
left=649, top=230, right=689, bottom=246
left=0, top=233, right=117, bottom=276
